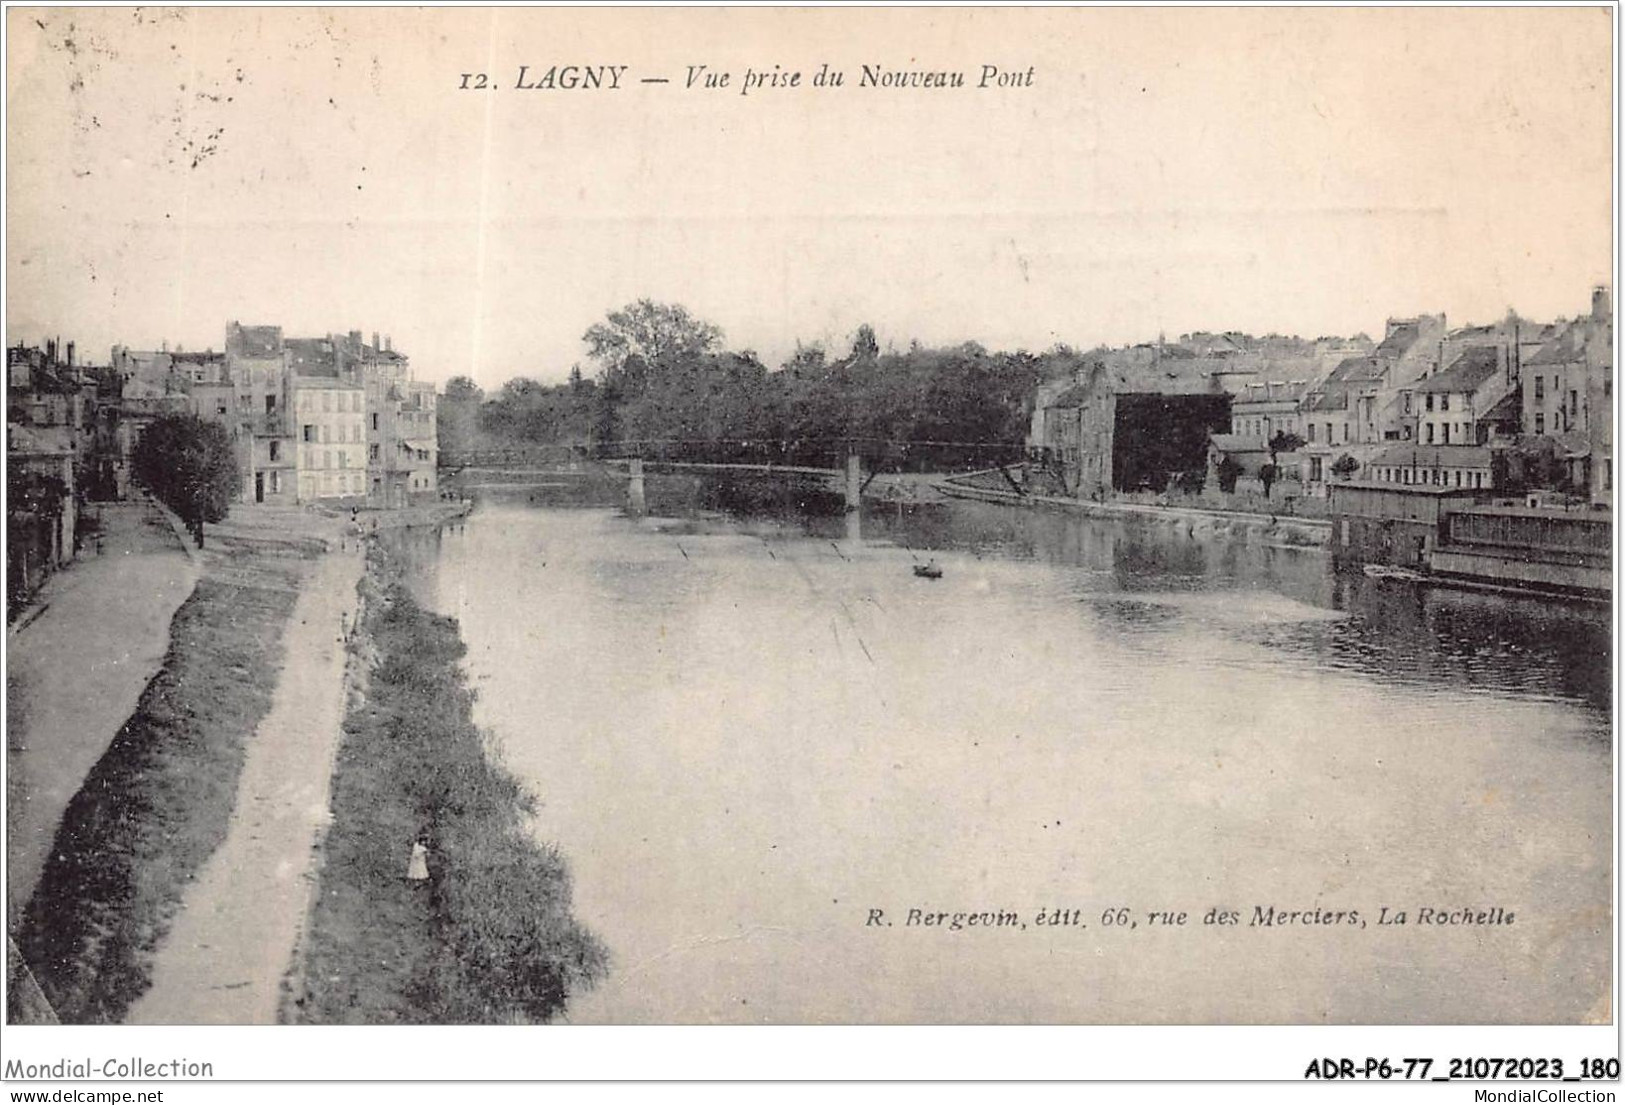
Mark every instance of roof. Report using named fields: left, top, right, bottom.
left=1371, top=444, right=1493, bottom=468
left=1480, top=387, right=1522, bottom=423
left=1208, top=434, right=1269, bottom=453
left=231, top=325, right=283, bottom=358
left=1525, top=323, right=1587, bottom=367
left=1415, top=346, right=1500, bottom=394
left=1233, top=379, right=1310, bottom=405
left=1304, top=391, right=1349, bottom=412
left=1325, top=356, right=1386, bottom=384
left=285, top=338, right=339, bottom=377
left=1374, top=322, right=1421, bottom=360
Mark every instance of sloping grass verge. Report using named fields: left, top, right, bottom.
left=292, top=562, right=606, bottom=1023
left=10, top=545, right=305, bottom=1023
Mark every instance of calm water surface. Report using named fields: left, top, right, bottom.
left=391, top=478, right=1611, bottom=1023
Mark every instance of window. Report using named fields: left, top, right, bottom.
left=1308, top=424, right=1317, bottom=443
left=1341, top=423, right=1348, bottom=444
left=269, top=440, right=280, bottom=462
left=1534, top=376, right=1544, bottom=400
left=1426, top=424, right=1434, bottom=444
left=303, top=425, right=317, bottom=443
left=1425, top=394, right=1435, bottom=411
left=265, top=394, right=276, bottom=414
left=1535, top=413, right=1544, bottom=434
left=322, top=425, right=331, bottom=444
left=1570, top=389, right=1578, bottom=414
left=322, top=392, right=332, bottom=413
left=371, top=412, right=379, bottom=431
left=1403, top=392, right=1412, bottom=414
left=1441, top=424, right=1449, bottom=444
left=370, top=443, right=380, bottom=461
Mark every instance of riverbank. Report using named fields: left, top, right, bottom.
left=125, top=542, right=364, bottom=1024
left=10, top=518, right=314, bottom=1022
left=6, top=499, right=201, bottom=937
left=939, top=474, right=1330, bottom=548
left=288, top=549, right=606, bottom=1024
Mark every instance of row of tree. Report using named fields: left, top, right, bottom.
left=440, top=300, right=1054, bottom=470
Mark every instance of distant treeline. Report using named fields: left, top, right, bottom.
left=439, top=300, right=1067, bottom=470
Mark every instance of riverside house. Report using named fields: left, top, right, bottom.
left=1368, top=443, right=1495, bottom=491
left=1413, top=346, right=1518, bottom=447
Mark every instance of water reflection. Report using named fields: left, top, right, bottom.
left=381, top=476, right=1610, bottom=1024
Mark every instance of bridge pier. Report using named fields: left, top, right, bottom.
left=628, top=457, right=646, bottom=516
left=845, top=453, right=862, bottom=512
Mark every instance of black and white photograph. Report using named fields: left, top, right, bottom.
left=1, top=2, right=1617, bottom=1090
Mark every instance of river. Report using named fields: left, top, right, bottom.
left=387, top=476, right=1611, bottom=1024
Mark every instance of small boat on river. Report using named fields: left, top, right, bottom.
left=913, top=562, right=943, bottom=579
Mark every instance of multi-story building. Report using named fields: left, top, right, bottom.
left=224, top=323, right=298, bottom=505
left=1414, top=346, right=1518, bottom=447
left=291, top=375, right=367, bottom=502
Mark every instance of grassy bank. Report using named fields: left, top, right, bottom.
left=11, top=543, right=307, bottom=1023
left=291, top=556, right=605, bottom=1023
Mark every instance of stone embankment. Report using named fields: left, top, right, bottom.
left=940, top=472, right=1330, bottom=548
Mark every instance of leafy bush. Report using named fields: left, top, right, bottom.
left=1330, top=453, right=1360, bottom=479
left=1216, top=455, right=1243, bottom=493
left=1169, top=468, right=1207, bottom=495
left=1269, top=430, right=1306, bottom=456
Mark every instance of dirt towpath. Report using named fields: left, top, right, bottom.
left=126, top=543, right=364, bottom=1024
left=6, top=501, right=200, bottom=930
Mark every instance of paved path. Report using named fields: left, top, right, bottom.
left=6, top=501, right=201, bottom=930
left=126, top=545, right=363, bottom=1024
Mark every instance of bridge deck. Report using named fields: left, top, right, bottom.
left=604, top=460, right=842, bottom=477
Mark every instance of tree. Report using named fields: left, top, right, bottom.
left=582, top=299, right=723, bottom=374
left=1259, top=462, right=1279, bottom=498
left=443, top=375, right=483, bottom=403
left=1268, top=430, right=1305, bottom=460
left=1330, top=453, right=1360, bottom=480
left=1216, top=455, right=1243, bottom=493
left=132, top=414, right=240, bottom=543
left=849, top=324, right=879, bottom=365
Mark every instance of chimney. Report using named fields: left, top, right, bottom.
left=372, top=331, right=380, bottom=351
left=1593, top=285, right=1611, bottom=322
left=384, top=335, right=392, bottom=352
left=66, top=341, right=75, bottom=367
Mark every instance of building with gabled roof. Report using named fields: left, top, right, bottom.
left=1413, top=345, right=1515, bottom=448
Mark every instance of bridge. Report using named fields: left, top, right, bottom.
left=440, top=437, right=1035, bottom=510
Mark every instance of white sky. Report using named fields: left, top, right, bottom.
left=5, top=6, right=1614, bottom=388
